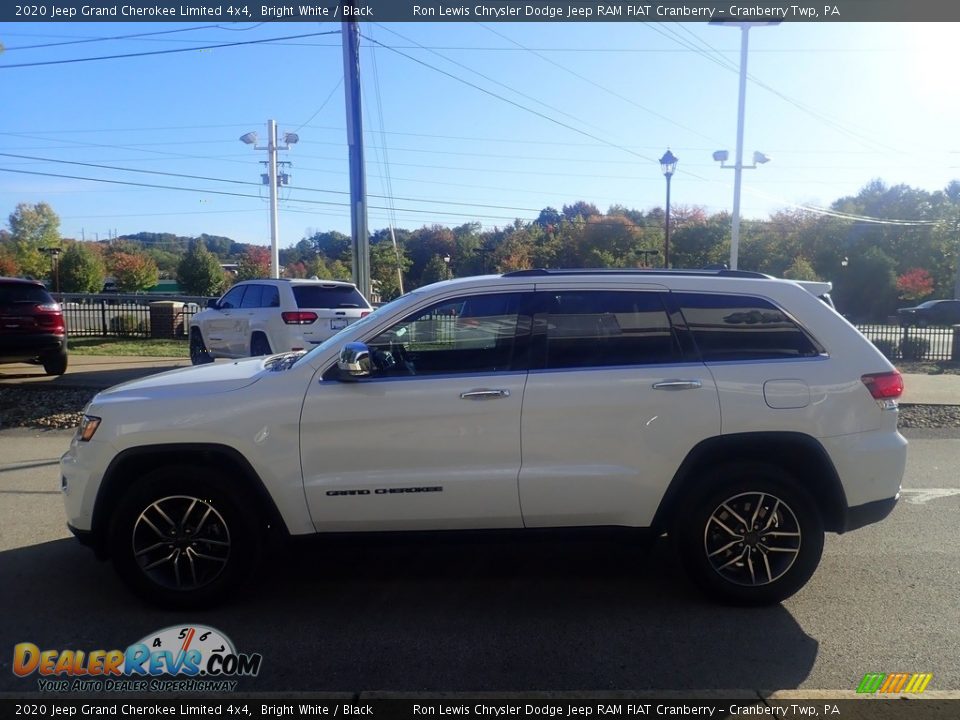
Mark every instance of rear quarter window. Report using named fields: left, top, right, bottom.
left=676, top=292, right=823, bottom=361
left=293, top=285, right=369, bottom=309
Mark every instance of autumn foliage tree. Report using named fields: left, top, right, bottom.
left=896, top=268, right=934, bottom=301
left=110, top=252, right=159, bottom=292
left=236, top=245, right=271, bottom=280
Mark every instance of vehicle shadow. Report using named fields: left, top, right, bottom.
left=0, top=534, right=817, bottom=694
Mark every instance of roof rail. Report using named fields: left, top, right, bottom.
left=502, top=268, right=771, bottom=279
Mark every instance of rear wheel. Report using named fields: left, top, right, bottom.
left=109, top=466, right=261, bottom=608
left=189, top=328, right=213, bottom=365
left=250, top=333, right=272, bottom=357
left=42, top=349, right=68, bottom=376
left=676, top=463, right=824, bottom=606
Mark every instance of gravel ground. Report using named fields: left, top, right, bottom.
left=1, top=386, right=959, bottom=431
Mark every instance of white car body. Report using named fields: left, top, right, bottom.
left=188, top=278, right=372, bottom=360
left=62, top=270, right=907, bottom=606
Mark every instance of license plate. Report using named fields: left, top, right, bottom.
left=330, top=318, right=348, bottom=330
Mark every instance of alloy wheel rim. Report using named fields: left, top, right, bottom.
left=703, top=491, right=801, bottom=587
left=132, top=495, right=231, bottom=591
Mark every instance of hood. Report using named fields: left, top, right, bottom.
left=96, top=356, right=267, bottom=399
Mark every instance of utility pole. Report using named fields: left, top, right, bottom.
left=342, top=8, right=371, bottom=299
left=239, top=121, right=296, bottom=279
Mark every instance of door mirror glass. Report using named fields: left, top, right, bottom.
left=337, top=342, right=372, bottom=380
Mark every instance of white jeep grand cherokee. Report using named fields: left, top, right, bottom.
left=62, top=269, right=907, bottom=607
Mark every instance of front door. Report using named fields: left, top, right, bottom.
left=205, top=285, right=246, bottom=356
left=300, top=288, right=533, bottom=532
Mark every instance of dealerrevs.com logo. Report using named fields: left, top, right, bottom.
left=13, top=625, right=262, bottom=693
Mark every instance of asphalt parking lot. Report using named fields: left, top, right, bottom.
left=0, top=427, right=958, bottom=697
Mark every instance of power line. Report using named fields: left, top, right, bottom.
left=0, top=30, right=341, bottom=69
left=2, top=23, right=267, bottom=52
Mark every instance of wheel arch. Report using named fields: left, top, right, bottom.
left=89, top=443, right=289, bottom=558
left=652, top=432, right=849, bottom=535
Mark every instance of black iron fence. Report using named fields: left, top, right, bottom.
left=56, top=293, right=212, bottom=339
left=855, top=323, right=958, bottom=362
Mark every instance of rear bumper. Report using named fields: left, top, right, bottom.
left=843, top=495, right=899, bottom=532
left=0, top=333, right=66, bottom=362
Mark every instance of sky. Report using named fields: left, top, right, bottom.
left=0, top=20, right=957, bottom=251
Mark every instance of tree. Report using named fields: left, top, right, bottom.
left=782, top=257, right=820, bottom=281
left=420, top=254, right=453, bottom=285
left=0, top=246, right=18, bottom=276
left=177, top=242, right=226, bottom=296
left=896, top=268, right=934, bottom=301
left=8, top=202, right=60, bottom=280
left=236, top=246, right=271, bottom=281
left=59, top=243, right=106, bottom=293
left=110, top=252, right=159, bottom=292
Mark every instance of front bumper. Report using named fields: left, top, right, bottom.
left=843, top=495, right=899, bottom=532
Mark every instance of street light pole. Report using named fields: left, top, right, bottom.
left=711, top=20, right=779, bottom=270
left=659, top=149, right=678, bottom=269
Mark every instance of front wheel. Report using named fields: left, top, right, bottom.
left=676, top=463, right=824, bottom=606
left=109, top=467, right=262, bottom=608
left=189, top=329, right=213, bottom=365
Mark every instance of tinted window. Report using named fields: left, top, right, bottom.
left=366, top=293, right=525, bottom=376
left=677, top=293, right=821, bottom=361
left=0, top=283, right=54, bottom=307
left=293, top=285, right=368, bottom=309
left=537, top=291, right=677, bottom=369
left=219, top=286, right=245, bottom=309
left=261, top=285, right=280, bottom=308
left=240, top=284, right=263, bottom=309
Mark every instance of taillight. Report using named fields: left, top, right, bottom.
left=360, top=311, right=371, bottom=318
left=861, top=371, right=903, bottom=409
left=281, top=311, right=318, bottom=325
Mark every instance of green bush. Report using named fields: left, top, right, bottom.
left=109, top=313, right=150, bottom=337
left=871, top=338, right=898, bottom=360
left=899, top=336, right=930, bottom=361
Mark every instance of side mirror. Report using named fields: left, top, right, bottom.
left=337, top=342, right=372, bottom=381
left=207, top=298, right=220, bottom=310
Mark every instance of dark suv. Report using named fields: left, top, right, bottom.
left=0, top=277, right=68, bottom=375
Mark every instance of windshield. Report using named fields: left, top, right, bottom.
left=294, top=292, right=423, bottom=367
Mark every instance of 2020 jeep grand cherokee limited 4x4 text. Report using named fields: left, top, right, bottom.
left=61, top=269, right=906, bottom=607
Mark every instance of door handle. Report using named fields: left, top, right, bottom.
left=460, top=389, right=511, bottom=400
left=652, top=380, right=702, bottom=391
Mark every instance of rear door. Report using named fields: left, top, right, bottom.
left=518, top=285, right=721, bottom=528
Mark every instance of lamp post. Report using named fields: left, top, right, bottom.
left=659, top=150, right=678, bottom=268
left=240, top=122, right=298, bottom=279
left=41, top=246, right=62, bottom=293
left=710, top=20, right=780, bottom=270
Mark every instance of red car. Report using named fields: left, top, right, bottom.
left=0, top=277, right=68, bottom=375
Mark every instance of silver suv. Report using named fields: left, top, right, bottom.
left=63, top=269, right=906, bottom=608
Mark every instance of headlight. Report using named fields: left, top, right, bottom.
left=78, top=415, right=101, bottom=442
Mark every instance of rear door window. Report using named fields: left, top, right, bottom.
left=535, top=290, right=678, bottom=369
left=676, top=293, right=823, bottom=361
left=293, top=285, right=368, bottom=309
left=261, top=285, right=280, bottom=308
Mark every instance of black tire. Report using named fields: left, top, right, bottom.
left=109, top=466, right=262, bottom=609
left=189, top=328, right=213, bottom=365
left=42, top=349, right=68, bottom=376
left=675, top=462, right=824, bottom=606
left=250, top=333, right=272, bottom=357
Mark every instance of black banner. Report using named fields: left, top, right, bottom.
left=2, top=1, right=959, bottom=24
left=0, top=699, right=958, bottom=720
